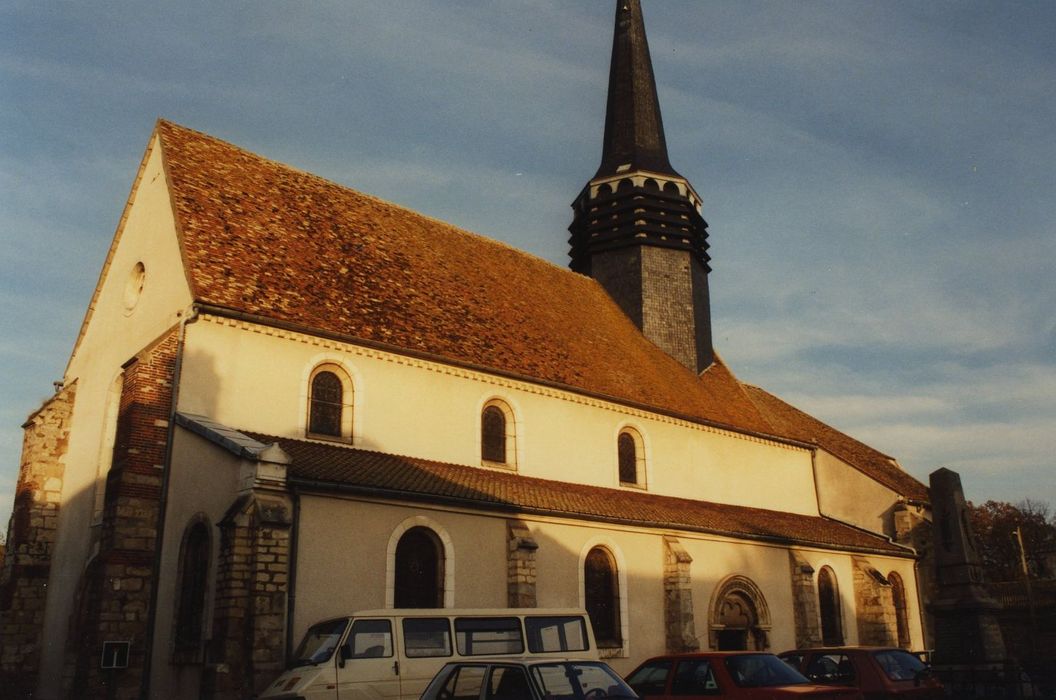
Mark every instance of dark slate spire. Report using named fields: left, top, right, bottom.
left=596, top=0, right=678, bottom=179
left=568, top=0, right=714, bottom=373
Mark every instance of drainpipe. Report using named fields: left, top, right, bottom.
left=139, top=304, right=200, bottom=700
left=286, top=488, right=302, bottom=661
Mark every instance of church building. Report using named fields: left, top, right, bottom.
left=1, top=2, right=933, bottom=698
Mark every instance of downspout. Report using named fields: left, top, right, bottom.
left=139, top=304, right=200, bottom=700
left=285, top=488, right=302, bottom=661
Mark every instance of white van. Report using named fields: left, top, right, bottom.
left=260, top=609, right=598, bottom=700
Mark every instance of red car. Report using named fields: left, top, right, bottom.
left=626, top=652, right=862, bottom=699
left=777, top=648, right=942, bottom=699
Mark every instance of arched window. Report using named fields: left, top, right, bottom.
left=584, top=547, right=621, bottom=648
left=889, top=571, right=911, bottom=648
left=617, top=428, right=645, bottom=487
left=394, top=527, right=445, bottom=608
left=481, top=400, right=516, bottom=467
left=307, top=364, right=353, bottom=440
left=174, top=519, right=211, bottom=661
left=818, top=566, right=844, bottom=646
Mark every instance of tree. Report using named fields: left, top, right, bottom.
left=967, top=499, right=1056, bottom=582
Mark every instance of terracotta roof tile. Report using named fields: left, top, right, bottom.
left=156, top=120, right=772, bottom=433
left=743, top=385, right=929, bottom=501
left=248, top=432, right=910, bottom=556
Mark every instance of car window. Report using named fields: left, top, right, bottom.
left=441, top=665, right=487, bottom=700
left=724, top=654, right=809, bottom=688
left=626, top=660, right=672, bottom=697
left=530, top=662, right=632, bottom=700
left=873, top=650, right=927, bottom=681
left=345, top=619, right=394, bottom=658
left=778, top=653, right=803, bottom=670
left=671, top=659, right=720, bottom=696
left=487, top=666, right=534, bottom=700
left=525, top=616, right=589, bottom=653
left=456, top=617, right=524, bottom=656
left=404, top=618, right=453, bottom=658
left=805, top=654, right=854, bottom=684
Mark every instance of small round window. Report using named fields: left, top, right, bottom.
left=123, top=262, right=146, bottom=312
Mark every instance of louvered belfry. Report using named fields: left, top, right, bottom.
left=570, top=0, right=713, bottom=373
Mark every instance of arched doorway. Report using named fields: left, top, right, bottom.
left=394, top=527, right=445, bottom=608
left=709, top=576, right=771, bottom=651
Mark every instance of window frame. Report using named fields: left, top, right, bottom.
left=306, top=363, right=354, bottom=442
left=616, top=427, right=647, bottom=488
left=480, top=398, right=517, bottom=469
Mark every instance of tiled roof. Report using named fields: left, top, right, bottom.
left=154, top=120, right=927, bottom=504
left=743, top=385, right=929, bottom=501
left=157, top=120, right=772, bottom=434
left=246, top=432, right=910, bottom=557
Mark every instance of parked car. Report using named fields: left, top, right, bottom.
left=626, top=652, right=862, bottom=699
left=420, top=659, right=638, bottom=700
left=777, top=648, right=943, bottom=699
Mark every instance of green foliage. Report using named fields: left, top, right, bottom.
left=967, top=499, right=1056, bottom=582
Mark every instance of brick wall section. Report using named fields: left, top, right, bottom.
left=894, top=503, right=934, bottom=645
left=66, top=329, right=179, bottom=699
left=852, top=556, right=897, bottom=646
left=0, top=382, right=76, bottom=696
left=788, top=550, right=822, bottom=648
left=205, top=492, right=292, bottom=700
left=506, top=520, right=538, bottom=608
left=662, top=537, right=698, bottom=652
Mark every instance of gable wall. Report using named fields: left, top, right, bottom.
left=35, top=135, right=194, bottom=698
left=814, top=449, right=901, bottom=536
left=177, top=316, right=822, bottom=516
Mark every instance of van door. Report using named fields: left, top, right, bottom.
left=397, top=617, right=455, bottom=700
left=336, top=618, right=401, bottom=700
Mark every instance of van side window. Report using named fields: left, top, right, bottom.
left=404, top=618, right=453, bottom=658
left=442, top=665, right=487, bottom=700
left=345, top=619, right=393, bottom=658
left=455, top=617, right=524, bottom=656
left=525, top=616, right=589, bottom=653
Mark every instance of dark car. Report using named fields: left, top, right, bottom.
left=778, top=648, right=942, bottom=699
left=626, top=652, right=862, bottom=699
left=421, top=659, right=638, bottom=700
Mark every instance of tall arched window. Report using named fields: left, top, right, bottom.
left=584, top=547, right=621, bottom=648
left=174, top=519, right=211, bottom=661
left=307, top=364, right=353, bottom=440
left=394, top=527, right=445, bottom=608
left=818, top=566, right=844, bottom=646
left=889, top=571, right=911, bottom=648
left=617, top=428, right=645, bottom=487
left=481, top=400, right=516, bottom=467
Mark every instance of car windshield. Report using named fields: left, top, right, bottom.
left=724, top=654, right=811, bottom=688
left=872, top=650, right=928, bottom=681
left=530, top=662, right=637, bottom=700
left=290, top=618, right=349, bottom=667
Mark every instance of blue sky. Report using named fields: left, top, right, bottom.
left=2, top=1, right=1054, bottom=530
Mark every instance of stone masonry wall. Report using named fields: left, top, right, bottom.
left=506, top=520, right=538, bottom=608
left=852, top=556, right=897, bottom=646
left=0, top=382, right=76, bottom=697
left=788, top=550, right=822, bottom=648
left=66, top=329, right=179, bottom=699
left=663, top=537, right=698, bottom=652
left=205, top=492, right=292, bottom=700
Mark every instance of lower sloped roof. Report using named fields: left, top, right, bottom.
left=244, top=431, right=912, bottom=557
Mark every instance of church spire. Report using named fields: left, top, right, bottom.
left=568, top=0, right=714, bottom=373
left=596, top=0, right=677, bottom=179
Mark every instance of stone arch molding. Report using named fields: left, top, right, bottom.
left=385, top=515, right=455, bottom=608
left=299, top=352, right=362, bottom=442
left=708, top=574, right=772, bottom=651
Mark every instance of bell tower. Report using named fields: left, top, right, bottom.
left=569, top=0, right=713, bottom=372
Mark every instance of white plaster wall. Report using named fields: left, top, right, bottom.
left=37, top=135, right=194, bottom=699
left=151, top=429, right=244, bottom=700
left=814, top=450, right=900, bottom=536
left=178, top=318, right=820, bottom=516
